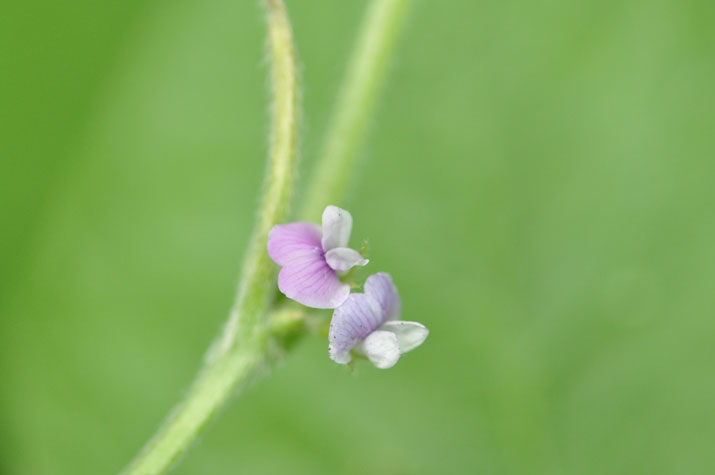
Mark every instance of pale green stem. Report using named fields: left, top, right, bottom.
left=120, top=1, right=299, bottom=473
left=301, top=0, right=411, bottom=220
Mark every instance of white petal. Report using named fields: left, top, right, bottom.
left=325, top=247, right=369, bottom=272
left=379, top=321, right=429, bottom=353
left=356, top=330, right=401, bottom=369
left=321, top=205, right=353, bottom=251
left=328, top=343, right=352, bottom=365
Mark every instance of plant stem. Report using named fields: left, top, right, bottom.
left=120, top=1, right=299, bottom=473
left=301, top=0, right=411, bottom=220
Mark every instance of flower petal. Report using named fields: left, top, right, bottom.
left=277, top=250, right=349, bottom=308
left=325, top=247, right=369, bottom=272
left=379, top=321, right=429, bottom=353
left=328, top=293, right=382, bottom=364
left=267, top=222, right=322, bottom=266
left=328, top=344, right=352, bottom=365
left=356, top=330, right=401, bottom=369
left=364, top=272, right=402, bottom=321
left=321, top=205, right=352, bottom=251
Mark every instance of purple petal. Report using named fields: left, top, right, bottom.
left=364, top=272, right=401, bottom=321
left=277, top=250, right=350, bottom=309
left=327, top=272, right=402, bottom=364
left=267, top=222, right=322, bottom=266
left=328, top=293, right=383, bottom=364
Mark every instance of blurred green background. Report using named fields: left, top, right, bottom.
left=2, top=0, right=714, bottom=473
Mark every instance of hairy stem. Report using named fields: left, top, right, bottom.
left=120, top=1, right=299, bottom=473
left=301, top=0, right=411, bottom=220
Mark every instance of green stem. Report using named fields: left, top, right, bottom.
left=120, top=1, right=299, bottom=473
left=301, top=0, right=411, bottom=220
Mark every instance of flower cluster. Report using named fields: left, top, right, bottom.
left=268, top=205, right=428, bottom=369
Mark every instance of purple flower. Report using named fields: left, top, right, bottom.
left=329, top=273, right=428, bottom=369
left=267, top=205, right=369, bottom=308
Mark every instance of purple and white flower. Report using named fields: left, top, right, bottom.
left=329, top=273, right=428, bottom=369
left=267, top=205, right=369, bottom=309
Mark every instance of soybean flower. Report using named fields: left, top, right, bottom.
left=329, top=273, right=428, bottom=369
left=267, top=205, right=368, bottom=308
